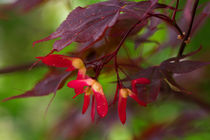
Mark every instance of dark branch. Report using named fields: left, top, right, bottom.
left=177, top=0, right=199, bottom=58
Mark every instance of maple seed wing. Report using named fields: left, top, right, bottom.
left=67, top=80, right=90, bottom=89
left=37, top=54, right=74, bottom=69
left=68, top=79, right=92, bottom=95
left=92, top=89, right=108, bottom=118
left=91, top=96, right=96, bottom=122
left=82, top=94, right=90, bottom=114
left=118, top=95, right=127, bottom=124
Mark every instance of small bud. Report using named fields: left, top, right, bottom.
left=184, top=37, right=191, bottom=44
left=177, top=35, right=182, bottom=40
left=177, top=32, right=186, bottom=40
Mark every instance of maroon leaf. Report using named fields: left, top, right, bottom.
left=121, top=0, right=175, bottom=18
left=4, top=0, right=48, bottom=13
left=3, top=70, right=71, bottom=102
left=134, top=66, right=163, bottom=80
left=75, top=12, right=147, bottom=57
left=120, top=1, right=157, bottom=19
left=162, top=71, right=192, bottom=94
left=33, top=1, right=173, bottom=52
left=160, top=60, right=210, bottom=74
left=33, top=1, right=122, bottom=51
left=138, top=80, right=161, bottom=103
left=125, top=66, right=163, bottom=103
left=125, top=47, right=209, bottom=100
left=109, top=13, right=147, bottom=38
left=158, top=58, right=210, bottom=94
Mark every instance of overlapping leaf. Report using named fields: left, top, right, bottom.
left=33, top=1, right=173, bottom=51
left=127, top=49, right=210, bottom=102
left=77, top=11, right=148, bottom=61
left=33, top=1, right=122, bottom=51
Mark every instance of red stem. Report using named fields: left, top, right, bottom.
left=172, top=0, right=179, bottom=21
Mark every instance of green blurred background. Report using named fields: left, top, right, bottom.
left=0, top=0, right=210, bottom=140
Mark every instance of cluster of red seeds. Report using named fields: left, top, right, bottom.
left=37, top=54, right=150, bottom=124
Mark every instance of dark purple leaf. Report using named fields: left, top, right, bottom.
left=125, top=47, right=208, bottom=100
left=5, top=0, right=48, bottom=13
left=33, top=1, right=123, bottom=51
left=33, top=1, right=173, bottom=52
left=76, top=12, right=148, bottom=56
left=121, top=1, right=158, bottom=19
left=3, top=70, right=71, bottom=101
left=160, top=60, right=210, bottom=74
left=124, top=66, right=163, bottom=103
left=162, top=71, right=192, bottom=94
left=121, top=0, right=175, bottom=18
left=134, top=66, right=163, bottom=81
left=138, top=80, right=161, bottom=103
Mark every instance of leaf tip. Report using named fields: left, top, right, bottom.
left=2, top=96, right=15, bottom=102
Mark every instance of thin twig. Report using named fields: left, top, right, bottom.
left=177, top=0, right=199, bottom=58
left=172, top=0, right=179, bottom=21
